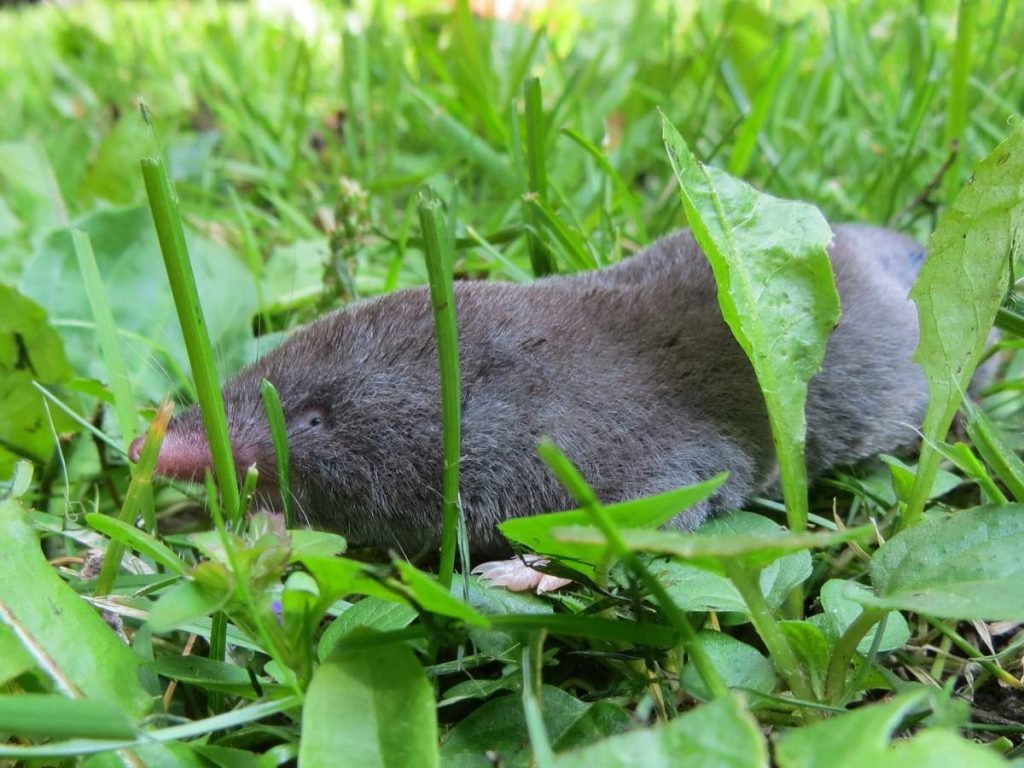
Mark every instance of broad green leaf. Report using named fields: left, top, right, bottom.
left=299, top=555, right=401, bottom=605
left=648, top=559, right=748, bottom=613
left=0, top=499, right=150, bottom=718
left=812, top=579, right=910, bottom=654
left=440, top=686, right=630, bottom=768
left=880, top=728, right=1008, bottom=768
left=645, top=513, right=812, bottom=614
left=300, top=638, right=438, bottom=768
left=147, top=580, right=228, bottom=634
left=393, top=561, right=489, bottom=628
left=75, top=114, right=150, bottom=207
left=20, top=206, right=257, bottom=401
left=259, top=239, right=329, bottom=313
left=192, top=745, right=266, bottom=768
left=318, top=599, right=419, bottom=661
left=776, top=691, right=1002, bottom=768
left=85, top=513, right=188, bottom=575
left=554, top=693, right=768, bottom=768
left=779, top=621, right=831, bottom=700
left=905, top=124, right=1024, bottom=525
left=856, top=504, right=1024, bottom=619
left=663, top=115, right=839, bottom=532
left=498, top=475, right=726, bottom=579
left=777, top=692, right=925, bottom=766
left=454, top=574, right=554, bottom=658
left=2, top=460, right=34, bottom=501
left=0, top=694, right=135, bottom=740
left=880, top=454, right=963, bottom=505
left=287, top=529, right=348, bottom=560
left=555, top=514, right=866, bottom=574
left=0, top=142, right=65, bottom=279
left=146, top=656, right=263, bottom=699
left=680, top=631, right=776, bottom=701
left=0, top=285, right=79, bottom=476
left=0, top=624, right=33, bottom=685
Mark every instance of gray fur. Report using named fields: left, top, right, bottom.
left=152, top=225, right=927, bottom=556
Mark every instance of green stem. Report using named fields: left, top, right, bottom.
left=537, top=439, right=728, bottom=700
left=71, top=230, right=137, bottom=450
left=521, top=631, right=555, bottom=768
left=944, top=0, right=977, bottom=204
left=824, top=606, right=884, bottom=705
left=724, top=561, right=820, bottom=718
left=931, top=617, right=1024, bottom=690
left=260, top=379, right=294, bottom=527
left=140, top=157, right=240, bottom=521
left=523, top=76, right=554, bottom=277
left=417, top=189, right=462, bottom=590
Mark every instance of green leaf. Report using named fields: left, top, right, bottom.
left=962, top=398, right=1024, bottom=501
left=680, top=631, right=776, bottom=701
left=779, top=621, right=832, bottom=700
left=0, top=624, right=34, bottom=686
left=0, top=694, right=136, bottom=740
left=1, top=460, right=34, bottom=501
left=813, top=579, right=909, bottom=653
left=662, top=115, right=839, bottom=532
left=776, top=691, right=1003, bottom=768
left=880, top=728, right=1008, bottom=768
left=287, top=529, right=348, bottom=560
left=0, top=142, right=65, bottom=279
left=147, top=580, right=228, bottom=634
left=147, top=656, right=262, bottom=699
left=85, top=513, right=188, bottom=575
left=0, top=285, right=79, bottom=476
left=498, top=475, right=727, bottom=579
left=75, top=114, right=150, bottom=207
left=440, top=686, right=630, bottom=768
left=645, top=512, right=812, bottom=614
left=20, top=206, right=256, bottom=402
left=299, top=555, right=400, bottom=605
left=318, top=599, right=419, bottom=661
left=393, top=561, right=489, bottom=628
left=0, top=499, right=151, bottom=718
left=300, top=638, right=438, bottom=768
left=904, top=124, right=1024, bottom=526
left=857, top=504, right=1024, bottom=620
left=554, top=693, right=768, bottom=768
left=554, top=513, right=865, bottom=574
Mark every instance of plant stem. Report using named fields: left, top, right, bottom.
left=537, top=439, right=728, bottom=700
left=944, top=0, right=977, bottom=204
left=141, top=156, right=240, bottom=521
left=724, top=561, right=820, bottom=718
left=824, top=606, right=884, bottom=705
left=417, top=188, right=462, bottom=590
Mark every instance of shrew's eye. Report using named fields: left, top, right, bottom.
left=293, top=406, right=327, bottom=433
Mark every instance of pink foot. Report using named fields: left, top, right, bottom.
left=472, top=555, right=574, bottom=594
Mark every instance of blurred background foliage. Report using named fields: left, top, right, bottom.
left=0, top=0, right=1021, bottom=452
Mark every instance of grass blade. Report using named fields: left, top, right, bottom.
left=94, top=400, right=172, bottom=596
left=944, top=0, right=979, bottom=203
left=535, top=438, right=728, bottom=701
left=71, top=229, right=137, bottom=449
left=523, top=76, right=555, bottom=277
left=417, top=188, right=462, bottom=589
left=260, top=379, right=294, bottom=527
left=140, top=151, right=240, bottom=521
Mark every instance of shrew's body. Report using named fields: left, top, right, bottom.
left=144, top=226, right=927, bottom=556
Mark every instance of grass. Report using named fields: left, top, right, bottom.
left=2, top=0, right=1024, bottom=765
